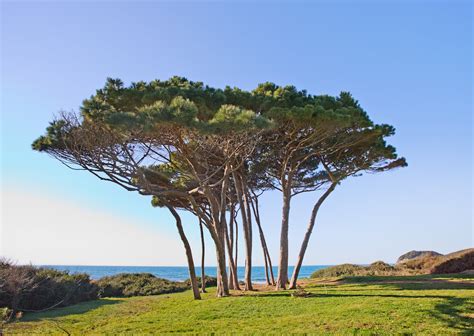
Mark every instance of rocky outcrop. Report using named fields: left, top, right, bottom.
left=396, top=250, right=442, bottom=264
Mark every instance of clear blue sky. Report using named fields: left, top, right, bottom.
left=1, top=1, right=472, bottom=266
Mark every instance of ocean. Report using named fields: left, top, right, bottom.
left=44, top=265, right=329, bottom=282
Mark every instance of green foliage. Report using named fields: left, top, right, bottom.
left=72, top=77, right=386, bottom=137
left=32, top=77, right=406, bottom=197
left=31, top=120, right=69, bottom=151
left=367, top=261, right=396, bottom=274
left=208, top=104, right=268, bottom=132
left=96, top=273, right=189, bottom=297
left=183, top=276, right=217, bottom=288
left=311, top=264, right=366, bottom=278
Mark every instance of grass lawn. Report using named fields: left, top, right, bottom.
left=3, top=274, right=473, bottom=335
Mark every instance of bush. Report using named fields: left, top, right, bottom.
left=184, top=276, right=217, bottom=288
left=312, top=262, right=400, bottom=278
left=397, top=256, right=441, bottom=272
left=0, top=260, right=98, bottom=318
left=96, top=273, right=189, bottom=297
left=27, top=269, right=98, bottom=310
left=311, top=264, right=365, bottom=278
left=367, top=261, right=395, bottom=275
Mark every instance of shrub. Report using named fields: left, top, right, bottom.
left=96, top=273, right=189, bottom=297
left=367, top=261, right=395, bottom=275
left=27, top=269, right=98, bottom=310
left=0, top=260, right=98, bottom=319
left=312, top=262, right=399, bottom=278
left=311, top=264, right=365, bottom=278
left=398, top=256, right=441, bottom=272
left=184, top=276, right=217, bottom=288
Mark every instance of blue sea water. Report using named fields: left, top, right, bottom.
left=44, top=265, right=329, bottom=282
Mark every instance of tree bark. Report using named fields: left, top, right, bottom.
left=211, top=225, right=230, bottom=297
left=233, top=172, right=253, bottom=290
left=167, top=206, right=201, bottom=300
left=242, top=182, right=254, bottom=291
left=225, top=218, right=240, bottom=290
left=234, top=209, right=238, bottom=276
left=199, top=219, right=206, bottom=293
left=249, top=193, right=275, bottom=285
left=289, top=182, right=337, bottom=289
left=276, top=187, right=291, bottom=289
left=226, top=205, right=240, bottom=290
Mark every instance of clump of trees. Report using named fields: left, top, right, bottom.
left=33, top=77, right=406, bottom=298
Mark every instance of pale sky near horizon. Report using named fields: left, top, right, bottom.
left=1, top=1, right=472, bottom=266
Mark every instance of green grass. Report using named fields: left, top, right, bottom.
left=3, top=275, right=473, bottom=335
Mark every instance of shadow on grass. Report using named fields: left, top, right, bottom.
left=306, top=279, right=473, bottom=335
left=429, top=296, right=473, bottom=335
left=340, top=274, right=474, bottom=283
left=341, top=280, right=474, bottom=291
left=254, top=277, right=473, bottom=334
left=312, top=292, right=472, bottom=335
left=21, top=298, right=120, bottom=322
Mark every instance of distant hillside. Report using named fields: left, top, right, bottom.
left=396, top=250, right=442, bottom=264
left=430, top=248, right=474, bottom=274
left=398, top=248, right=474, bottom=274
left=311, top=248, right=474, bottom=278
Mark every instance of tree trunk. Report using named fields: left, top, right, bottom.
left=199, top=219, right=206, bottom=293
left=234, top=209, right=238, bottom=277
left=249, top=192, right=275, bottom=285
left=233, top=172, right=253, bottom=290
left=227, top=205, right=234, bottom=289
left=242, top=183, right=254, bottom=291
left=167, top=206, right=201, bottom=300
left=225, top=218, right=241, bottom=290
left=276, top=187, right=291, bottom=289
left=208, top=201, right=230, bottom=298
left=214, top=229, right=230, bottom=297
left=289, top=182, right=337, bottom=289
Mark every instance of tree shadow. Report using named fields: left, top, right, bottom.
left=308, top=279, right=474, bottom=334
left=254, top=279, right=473, bottom=334
left=340, top=278, right=474, bottom=291
left=428, top=296, right=473, bottom=335
left=20, top=298, right=120, bottom=321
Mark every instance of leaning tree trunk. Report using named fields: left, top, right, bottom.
left=276, top=187, right=291, bottom=289
left=199, top=219, right=206, bottom=293
left=167, top=206, right=201, bottom=300
left=289, top=182, right=337, bottom=289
